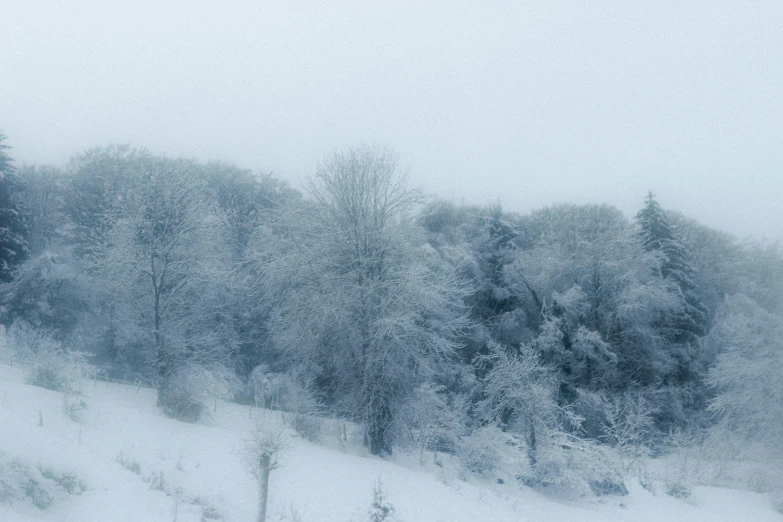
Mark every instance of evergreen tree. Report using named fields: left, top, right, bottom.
left=0, top=132, right=28, bottom=282
left=635, top=192, right=708, bottom=344
left=468, top=205, right=526, bottom=351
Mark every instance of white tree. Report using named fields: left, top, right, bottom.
left=100, top=156, right=230, bottom=411
left=507, top=203, right=693, bottom=435
left=15, top=165, right=64, bottom=256
left=475, top=342, right=574, bottom=470
left=262, top=146, right=469, bottom=455
left=706, top=294, right=783, bottom=455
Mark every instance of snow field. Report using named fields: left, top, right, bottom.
left=0, top=364, right=781, bottom=522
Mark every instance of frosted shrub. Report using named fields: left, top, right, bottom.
left=530, top=430, right=623, bottom=495
left=456, top=425, right=515, bottom=477
left=159, top=364, right=237, bottom=422
left=394, top=383, right=468, bottom=461
left=8, top=321, right=95, bottom=394
left=0, top=454, right=54, bottom=509
left=659, top=428, right=705, bottom=499
left=62, top=392, right=88, bottom=423
left=250, top=368, right=323, bottom=441
left=281, top=378, right=323, bottom=442
left=250, top=369, right=307, bottom=412
left=0, top=456, right=31, bottom=504
left=368, top=480, right=396, bottom=522
left=602, top=392, right=655, bottom=476
left=248, top=364, right=272, bottom=407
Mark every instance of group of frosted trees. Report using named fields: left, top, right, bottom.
left=1, top=131, right=782, bottom=474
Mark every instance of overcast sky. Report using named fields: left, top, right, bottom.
left=2, top=1, right=781, bottom=240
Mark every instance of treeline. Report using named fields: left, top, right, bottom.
left=1, top=134, right=781, bottom=488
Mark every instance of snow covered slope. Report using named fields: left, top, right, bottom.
left=0, top=363, right=780, bottom=522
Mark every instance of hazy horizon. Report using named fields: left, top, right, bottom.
left=2, top=1, right=781, bottom=241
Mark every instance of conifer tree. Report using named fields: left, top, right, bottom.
left=0, top=132, right=29, bottom=282
left=635, top=192, right=708, bottom=344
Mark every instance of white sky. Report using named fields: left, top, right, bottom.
left=1, top=1, right=781, bottom=240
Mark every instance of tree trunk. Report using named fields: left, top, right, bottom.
left=154, top=286, right=164, bottom=380
left=527, top=423, right=537, bottom=470
left=257, top=453, right=271, bottom=522
left=368, top=401, right=393, bottom=456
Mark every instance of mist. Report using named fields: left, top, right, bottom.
left=2, top=0, right=782, bottom=240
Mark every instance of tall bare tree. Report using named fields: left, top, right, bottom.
left=103, top=157, right=215, bottom=386
left=263, top=146, right=469, bottom=454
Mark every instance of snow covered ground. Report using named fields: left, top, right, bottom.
left=0, top=363, right=781, bottom=522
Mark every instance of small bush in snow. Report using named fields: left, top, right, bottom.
left=665, top=480, right=691, bottom=499
left=159, top=364, right=238, bottom=422
left=659, top=428, right=703, bottom=499
left=456, top=425, right=514, bottom=477
left=117, top=451, right=142, bottom=475
left=280, top=376, right=323, bottom=442
left=249, top=368, right=314, bottom=413
left=8, top=321, right=95, bottom=394
left=62, top=391, right=88, bottom=423
left=394, top=383, right=468, bottom=462
left=250, top=368, right=324, bottom=441
left=602, top=392, right=655, bottom=476
left=0, top=454, right=78, bottom=509
left=368, top=479, right=396, bottom=522
left=287, top=411, right=322, bottom=443
left=0, top=456, right=30, bottom=504
left=528, top=430, right=623, bottom=496
left=39, top=469, right=86, bottom=495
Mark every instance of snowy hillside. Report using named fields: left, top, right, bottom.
left=1, top=364, right=780, bottom=522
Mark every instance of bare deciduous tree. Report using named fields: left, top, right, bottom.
left=101, top=157, right=221, bottom=399
left=263, top=146, right=469, bottom=455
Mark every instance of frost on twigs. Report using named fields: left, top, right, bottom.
left=455, top=425, right=510, bottom=477
left=368, top=479, right=397, bottom=522
left=7, top=321, right=95, bottom=394
left=250, top=367, right=324, bottom=442
left=393, top=383, right=468, bottom=464
left=158, top=363, right=238, bottom=423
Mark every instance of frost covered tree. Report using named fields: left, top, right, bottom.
left=511, top=205, right=682, bottom=396
left=706, top=294, right=783, bottom=454
left=635, top=192, right=708, bottom=344
left=207, top=162, right=299, bottom=260
left=0, top=132, right=28, bottom=282
left=205, top=163, right=300, bottom=376
left=368, top=480, right=396, bottom=522
left=263, top=146, right=469, bottom=455
left=464, top=206, right=530, bottom=353
left=15, top=165, right=64, bottom=256
left=100, top=156, right=221, bottom=394
left=64, top=145, right=145, bottom=261
left=475, top=342, right=573, bottom=470
left=740, top=240, right=783, bottom=314
left=634, top=193, right=712, bottom=429
left=0, top=249, right=97, bottom=342
left=472, top=206, right=520, bottom=323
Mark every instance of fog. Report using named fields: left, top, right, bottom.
left=2, top=0, right=781, bottom=240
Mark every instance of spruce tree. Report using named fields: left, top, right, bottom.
left=635, top=192, right=708, bottom=344
left=0, top=132, right=28, bottom=282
